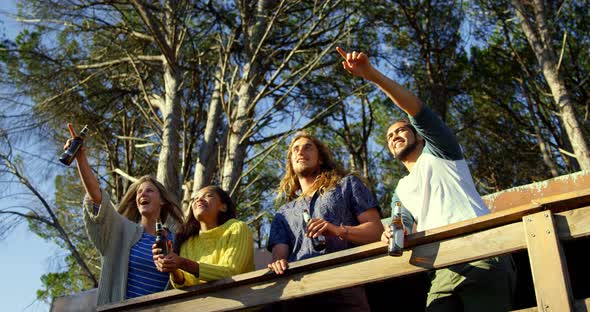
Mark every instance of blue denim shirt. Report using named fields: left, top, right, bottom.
left=268, top=175, right=379, bottom=262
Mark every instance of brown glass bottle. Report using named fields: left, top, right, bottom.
left=155, top=220, right=169, bottom=256
left=59, top=125, right=89, bottom=166
left=303, top=209, right=326, bottom=251
left=388, top=202, right=404, bottom=257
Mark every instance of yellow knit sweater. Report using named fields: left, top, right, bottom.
left=171, top=218, right=254, bottom=288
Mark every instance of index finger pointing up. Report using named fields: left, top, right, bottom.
left=336, top=46, right=348, bottom=60
left=67, top=123, right=77, bottom=138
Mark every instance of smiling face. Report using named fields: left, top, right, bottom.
left=190, top=186, right=226, bottom=225
left=387, top=121, right=421, bottom=161
left=135, top=181, right=163, bottom=220
left=290, top=137, right=321, bottom=178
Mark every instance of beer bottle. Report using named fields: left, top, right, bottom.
left=303, top=209, right=326, bottom=251
left=59, top=125, right=89, bottom=166
left=155, top=219, right=169, bottom=256
left=388, top=201, right=404, bottom=257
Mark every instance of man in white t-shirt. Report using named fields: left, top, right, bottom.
left=337, top=47, right=516, bottom=312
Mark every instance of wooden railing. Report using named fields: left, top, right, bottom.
left=96, top=181, right=590, bottom=312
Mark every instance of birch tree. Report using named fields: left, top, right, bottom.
left=217, top=0, right=351, bottom=197
left=511, top=0, right=590, bottom=170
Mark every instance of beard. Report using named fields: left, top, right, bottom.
left=294, top=164, right=320, bottom=178
left=394, top=139, right=418, bottom=161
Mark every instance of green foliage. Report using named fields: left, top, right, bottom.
left=1, top=0, right=589, bottom=304
left=26, top=170, right=100, bottom=303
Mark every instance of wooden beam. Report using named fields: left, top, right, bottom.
left=484, top=171, right=590, bottom=212
left=102, top=221, right=527, bottom=311
left=97, top=242, right=389, bottom=311
left=406, top=188, right=590, bottom=248
left=523, top=211, right=574, bottom=311
left=99, top=205, right=590, bottom=312
left=512, top=297, right=590, bottom=311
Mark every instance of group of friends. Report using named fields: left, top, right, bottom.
left=65, top=48, right=516, bottom=311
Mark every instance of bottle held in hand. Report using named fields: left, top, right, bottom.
left=155, top=219, right=169, bottom=256
left=388, top=201, right=404, bottom=257
left=303, top=209, right=326, bottom=251
left=59, top=125, right=89, bottom=166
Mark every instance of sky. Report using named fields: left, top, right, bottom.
left=1, top=1, right=55, bottom=311
left=0, top=2, right=485, bottom=311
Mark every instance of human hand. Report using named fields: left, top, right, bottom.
left=152, top=243, right=166, bottom=271
left=306, top=217, right=336, bottom=238
left=153, top=241, right=180, bottom=272
left=381, top=225, right=408, bottom=245
left=381, top=227, right=392, bottom=245
left=152, top=242, right=165, bottom=256
left=267, top=259, right=289, bottom=275
left=154, top=251, right=183, bottom=273
left=63, top=123, right=86, bottom=155
left=336, top=46, right=374, bottom=80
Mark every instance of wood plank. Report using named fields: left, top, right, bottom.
left=406, top=188, right=590, bottom=248
left=97, top=241, right=389, bottom=310
left=484, top=171, right=590, bottom=212
left=51, top=288, right=97, bottom=312
left=523, top=211, right=574, bottom=311
left=555, top=203, right=590, bottom=241
left=575, top=297, right=590, bottom=311
left=99, top=205, right=590, bottom=312
left=512, top=297, right=590, bottom=311
left=101, top=221, right=528, bottom=311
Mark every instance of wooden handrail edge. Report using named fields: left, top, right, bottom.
left=97, top=198, right=590, bottom=311
left=511, top=297, right=590, bottom=311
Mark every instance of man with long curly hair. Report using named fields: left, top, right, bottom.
left=267, top=131, right=383, bottom=310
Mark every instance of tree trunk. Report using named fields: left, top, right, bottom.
left=193, top=67, right=224, bottom=194
left=131, top=0, right=185, bottom=203
left=512, top=0, right=590, bottom=170
left=524, top=85, right=559, bottom=177
left=220, top=0, right=272, bottom=197
left=157, top=62, right=182, bottom=201
left=221, top=80, right=254, bottom=196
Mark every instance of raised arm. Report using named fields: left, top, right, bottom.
left=65, top=123, right=101, bottom=203
left=336, top=47, right=423, bottom=117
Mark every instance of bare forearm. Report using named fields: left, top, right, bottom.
left=365, top=67, right=423, bottom=117
left=339, top=220, right=383, bottom=245
left=179, top=257, right=199, bottom=277
left=75, top=151, right=101, bottom=204
left=170, top=257, right=198, bottom=284
left=271, top=244, right=290, bottom=262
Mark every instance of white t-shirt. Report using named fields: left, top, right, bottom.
left=392, top=106, right=489, bottom=232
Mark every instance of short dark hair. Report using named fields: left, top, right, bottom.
left=391, top=118, right=418, bottom=136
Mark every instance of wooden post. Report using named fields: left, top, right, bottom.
left=523, top=211, right=574, bottom=311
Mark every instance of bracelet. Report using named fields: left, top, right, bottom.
left=338, top=223, right=349, bottom=241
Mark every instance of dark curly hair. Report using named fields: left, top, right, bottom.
left=173, top=186, right=236, bottom=254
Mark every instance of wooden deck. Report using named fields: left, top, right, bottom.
left=51, top=171, right=590, bottom=311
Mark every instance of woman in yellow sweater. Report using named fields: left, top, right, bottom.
left=152, top=185, right=254, bottom=288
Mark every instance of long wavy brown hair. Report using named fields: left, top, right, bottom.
left=277, top=131, right=348, bottom=202
left=117, top=175, right=183, bottom=225
left=173, top=186, right=236, bottom=254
